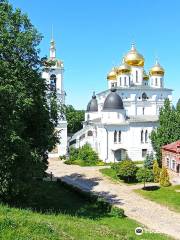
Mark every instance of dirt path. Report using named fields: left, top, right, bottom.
left=47, top=160, right=180, bottom=240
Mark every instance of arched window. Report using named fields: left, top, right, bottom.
left=136, top=71, right=138, bottom=82
left=120, top=77, right=121, bottom=86
left=145, top=130, right=148, bottom=143
left=50, top=74, right=56, bottom=91
left=155, top=78, right=158, bottom=86
left=141, top=130, right=144, bottom=143
left=87, top=130, right=93, bottom=136
left=118, top=131, right=121, bottom=143
left=142, top=107, right=145, bottom=115
left=142, top=92, right=147, bottom=101
left=114, top=131, right=117, bottom=143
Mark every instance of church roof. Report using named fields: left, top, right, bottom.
left=87, top=93, right=98, bottom=112
left=103, top=88, right=124, bottom=110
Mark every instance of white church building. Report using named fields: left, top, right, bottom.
left=42, top=37, right=67, bottom=157
left=69, top=44, right=173, bottom=162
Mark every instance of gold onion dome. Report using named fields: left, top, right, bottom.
left=107, top=67, right=117, bottom=80
left=124, top=43, right=144, bottom=67
left=150, top=60, right=165, bottom=76
left=143, top=70, right=149, bottom=80
left=117, top=58, right=131, bottom=75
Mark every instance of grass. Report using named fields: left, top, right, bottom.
left=0, top=180, right=172, bottom=240
left=64, top=159, right=105, bottom=166
left=100, top=168, right=121, bottom=182
left=135, top=185, right=180, bottom=213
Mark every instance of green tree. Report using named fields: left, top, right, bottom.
left=136, top=168, right=154, bottom=188
left=0, top=0, right=58, bottom=201
left=159, top=167, right=171, bottom=187
left=64, top=105, right=84, bottom=134
left=117, top=160, right=138, bottom=183
left=153, top=160, right=160, bottom=183
left=151, top=99, right=178, bottom=166
left=144, top=152, right=154, bottom=169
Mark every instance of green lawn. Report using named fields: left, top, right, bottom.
left=135, top=185, right=180, bottom=212
left=0, top=180, right=172, bottom=239
left=100, top=168, right=121, bottom=182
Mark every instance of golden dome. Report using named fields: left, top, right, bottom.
left=143, top=70, right=149, bottom=80
left=107, top=67, right=117, bottom=80
left=150, top=60, right=164, bottom=76
left=124, top=44, right=144, bottom=67
left=117, top=58, right=131, bottom=75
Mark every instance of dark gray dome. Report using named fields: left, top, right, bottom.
left=87, top=92, right=98, bottom=112
left=103, top=88, right=124, bottom=110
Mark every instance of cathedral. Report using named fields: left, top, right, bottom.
left=42, top=37, right=67, bottom=158
left=69, top=44, right=173, bottom=162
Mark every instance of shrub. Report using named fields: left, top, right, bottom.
left=96, top=197, right=111, bottom=213
left=144, top=152, right=154, bottom=169
left=153, top=160, right=160, bottom=183
left=117, top=160, right=138, bottom=183
left=136, top=168, right=154, bottom=188
left=159, top=167, right=171, bottom=187
left=67, top=144, right=103, bottom=166
left=110, top=207, right=125, bottom=218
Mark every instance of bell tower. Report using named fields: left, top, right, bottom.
left=42, top=33, right=67, bottom=158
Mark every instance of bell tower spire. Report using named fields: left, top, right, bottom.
left=50, top=25, right=56, bottom=59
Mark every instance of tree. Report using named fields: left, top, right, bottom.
left=64, top=105, right=84, bottom=135
left=151, top=99, right=178, bottom=166
left=117, top=160, right=138, bottom=183
left=159, top=167, right=171, bottom=187
left=136, top=168, right=154, bottom=188
left=0, top=0, right=58, bottom=201
left=153, top=160, right=160, bottom=183
left=144, top=152, right=154, bottom=169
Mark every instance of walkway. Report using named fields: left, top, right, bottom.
left=47, top=160, right=180, bottom=240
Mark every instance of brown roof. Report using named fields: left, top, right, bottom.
left=162, top=140, right=180, bottom=153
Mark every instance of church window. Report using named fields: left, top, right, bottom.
left=114, top=131, right=117, bottom=143
left=136, top=71, right=138, bottom=82
left=142, top=92, right=147, bottom=100
left=118, top=131, right=121, bottom=143
left=50, top=74, right=57, bottom=91
left=142, top=107, right=145, bottom=115
left=142, top=149, right=147, bottom=157
left=141, top=130, right=144, bottom=143
left=124, top=77, right=126, bottom=86
left=145, top=130, right=148, bottom=143
left=87, top=130, right=93, bottom=136
left=155, top=78, right=158, bottom=86
left=111, top=83, right=115, bottom=88
left=120, top=77, right=122, bottom=86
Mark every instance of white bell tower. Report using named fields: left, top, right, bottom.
left=42, top=34, right=67, bottom=158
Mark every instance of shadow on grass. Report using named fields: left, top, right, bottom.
left=6, top=173, right=124, bottom=220
left=142, top=186, right=160, bottom=191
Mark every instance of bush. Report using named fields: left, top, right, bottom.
left=117, top=160, right=138, bottom=183
left=136, top=168, right=154, bottom=188
left=153, top=160, right=160, bottom=183
left=110, top=207, right=125, bottom=218
left=67, top=144, right=103, bottom=166
left=159, top=167, right=171, bottom=187
left=96, top=197, right=111, bottom=213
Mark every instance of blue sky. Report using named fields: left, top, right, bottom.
left=10, top=0, right=180, bottom=109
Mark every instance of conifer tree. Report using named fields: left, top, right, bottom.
left=159, top=167, right=171, bottom=187
left=153, top=160, right=160, bottom=183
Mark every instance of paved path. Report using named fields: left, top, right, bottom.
left=47, top=160, right=180, bottom=240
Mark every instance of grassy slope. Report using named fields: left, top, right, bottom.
left=135, top=185, right=180, bottom=212
left=0, top=181, right=172, bottom=240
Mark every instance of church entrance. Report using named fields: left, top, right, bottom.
left=114, top=149, right=127, bottom=162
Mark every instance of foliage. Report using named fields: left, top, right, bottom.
left=144, top=152, right=154, bottom=169
left=65, top=144, right=103, bottom=166
left=159, top=167, right=171, bottom=187
left=63, top=105, right=84, bottom=134
left=151, top=99, right=180, bottom=165
left=0, top=0, right=58, bottom=201
left=110, top=207, right=125, bottom=218
left=117, top=160, right=138, bottom=183
left=153, top=160, right=161, bottom=183
left=136, top=168, right=154, bottom=188
left=0, top=180, right=170, bottom=240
